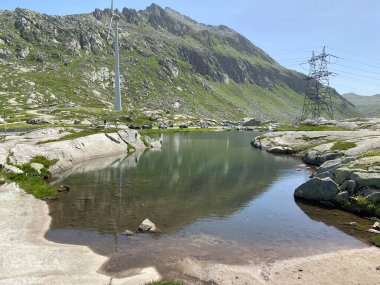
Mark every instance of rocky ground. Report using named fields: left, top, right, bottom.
left=252, top=118, right=380, bottom=218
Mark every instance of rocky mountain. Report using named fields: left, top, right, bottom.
left=0, top=4, right=357, bottom=123
left=343, top=93, right=380, bottom=118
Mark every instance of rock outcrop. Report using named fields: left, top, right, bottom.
left=1, top=128, right=161, bottom=175
left=252, top=119, right=380, bottom=217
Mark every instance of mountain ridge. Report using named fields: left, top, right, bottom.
left=343, top=93, right=380, bottom=117
left=0, top=4, right=357, bottom=123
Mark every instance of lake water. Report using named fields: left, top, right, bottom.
left=46, top=131, right=373, bottom=280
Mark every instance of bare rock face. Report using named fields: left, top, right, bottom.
left=294, top=177, right=340, bottom=202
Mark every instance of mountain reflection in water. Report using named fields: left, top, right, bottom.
left=46, top=132, right=370, bottom=278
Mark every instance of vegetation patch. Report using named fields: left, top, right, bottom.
left=345, top=195, right=380, bottom=217
left=5, top=157, right=59, bottom=199
left=362, top=151, right=380, bottom=158
left=141, top=137, right=150, bottom=148
left=330, top=141, right=357, bottom=151
left=372, top=236, right=380, bottom=248
left=255, top=134, right=267, bottom=141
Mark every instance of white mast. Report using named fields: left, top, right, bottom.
left=107, top=0, right=122, bottom=111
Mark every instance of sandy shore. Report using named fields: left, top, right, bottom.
left=179, top=247, right=380, bottom=285
left=1, top=182, right=380, bottom=285
left=0, top=183, right=160, bottom=285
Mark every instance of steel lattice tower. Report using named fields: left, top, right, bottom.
left=301, top=46, right=336, bottom=120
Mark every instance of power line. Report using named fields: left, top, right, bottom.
left=335, top=63, right=380, bottom=75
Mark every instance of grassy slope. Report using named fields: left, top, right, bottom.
left=343, top=93, right=380, bottom=117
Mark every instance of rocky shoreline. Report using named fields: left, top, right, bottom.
left=0, top=127, right=162, bottom=284
left=0, top=127, right=161, bottom=175
left=251, top=118, right=380, bottom=221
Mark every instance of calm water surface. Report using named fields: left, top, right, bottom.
left=46, top=132, right=372, bottom=278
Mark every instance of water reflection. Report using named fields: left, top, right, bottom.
left=49, top=132, right=299, bottom=234
left=46, top=132, right=370, bottom=278
left=296, top=201, right=373, bottom=244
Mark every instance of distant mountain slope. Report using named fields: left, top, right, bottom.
left=343, top=93, right=380, bottom=117
left=0, top=4, right=357, bottom=122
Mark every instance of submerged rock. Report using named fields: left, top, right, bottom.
left=138, top=219, right=157, bottom=232
left=294, top=177, right=340, bottom=202
left=122, top=230, right=135, bottom=236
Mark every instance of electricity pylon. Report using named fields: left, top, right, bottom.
left=301, top=46, right=337, bottom=120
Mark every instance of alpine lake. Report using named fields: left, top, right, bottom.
left=46, top=131, right=374, bottom=279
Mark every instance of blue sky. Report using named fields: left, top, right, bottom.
left=1, top=0, right=379, bottom=95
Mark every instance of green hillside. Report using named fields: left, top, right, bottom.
left=343, top=93, right=380, bottom=117
left=0, top=4, right=358, bottom=124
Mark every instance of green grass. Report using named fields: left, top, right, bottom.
left=5, top=173, right=58, bottom=199
left=346, top=195, right=380, bottom=217
left=5, top=157, right=60, bottom=199
left=362, top=151, right=380, bottom=158
left=330, top=141, right=357, bottom=151
left=255, top=134, right=267, bottom=141
left=372, top=236, right=380, bottom=248
left=30, top=156, right=58, bottom=168
left=275, top=124, right=351, bottom=132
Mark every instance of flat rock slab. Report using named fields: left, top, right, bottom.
left=0, top=183, right=160, bottom=285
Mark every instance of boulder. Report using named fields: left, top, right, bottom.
left=334, top=191, right=350, bottom=205
left=317, top=159, right=342, bottom=175
left=303, top=151, right=340, bottom=166
left=251, top=140, right=261, bottom=149
left=315, top=171, right=334, bottom=180
left=0, top=48, right=12, bottom=59
left=368, top=229, right=380, bottom=234
left=340, top=180, right=356, bottom=196
left=243, top=118, right=261, bottom=127
left=122, top=230, right=135, bottom=236
left=352, top=172, right=380, bottom=189
left=150, top=141, right=162, bottom=149
left=267, top=146, right=293, bottom=154
left=30, top=163, right=44, bottom=174
left=57, top=185, right=70, bottom=192
left=3, top=164, right=24, bottom=174
left=36, top=53, right=47, bottom=62
left=373, top=221, right=380, bottom=230
left=294, top=177, right=340, bottom=202
left=333, top=167, right=353, bottom=185
left=138, top=219, right=157, bottom=232
left=16, top=45, right=29, bottom=59
left=366, top=192, right=380, bottom=204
